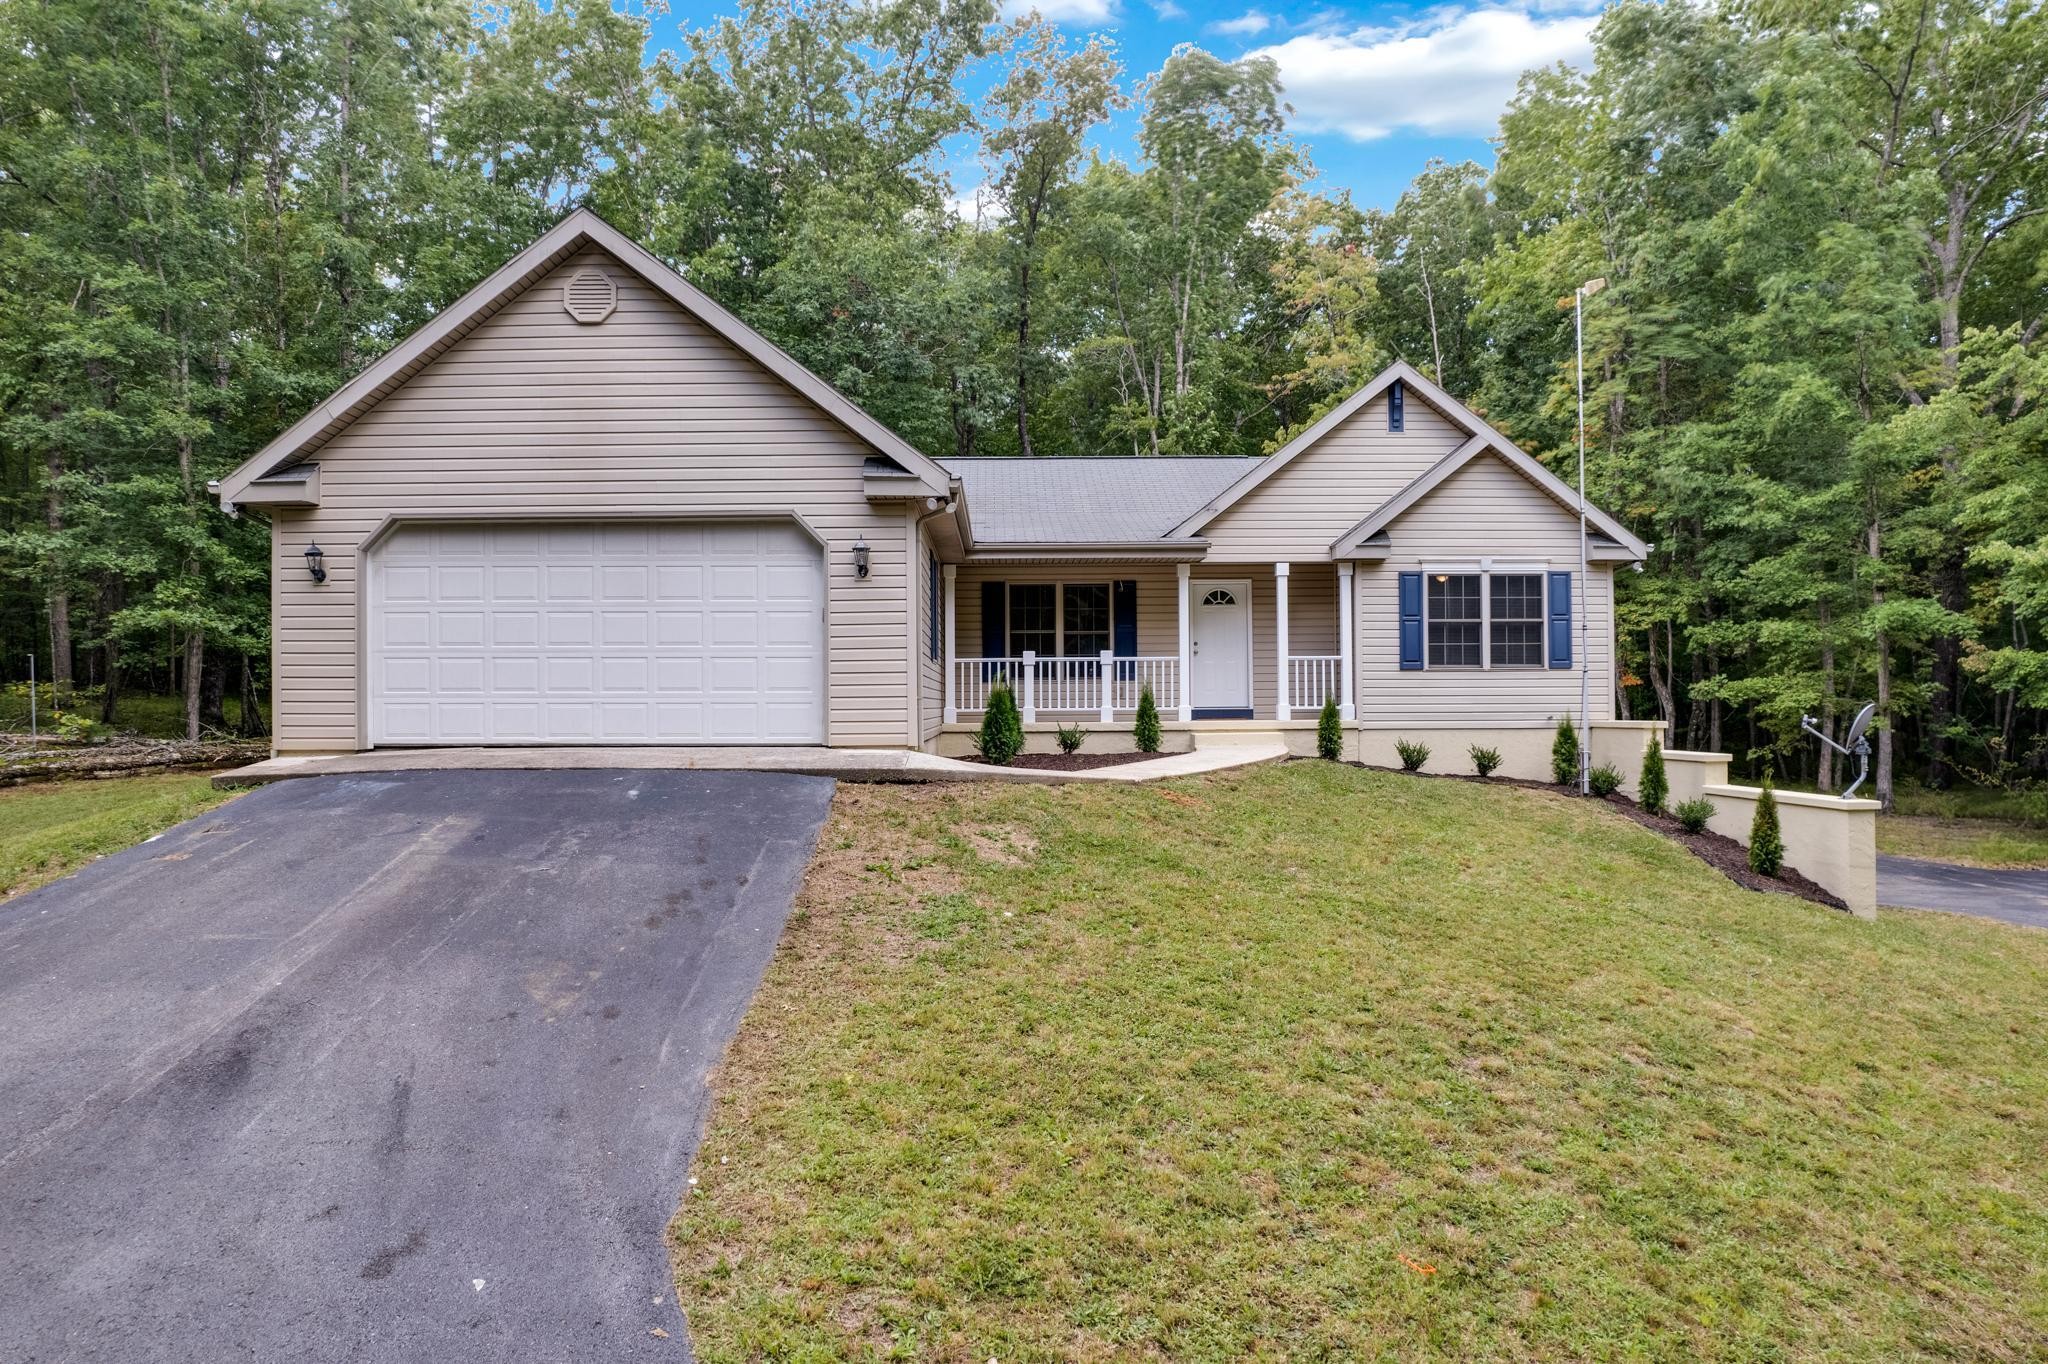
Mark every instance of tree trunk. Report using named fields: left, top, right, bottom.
left=1817, top=602, right=1837, bottom=792
left=1646, top=621, right=1675, bottom=748
left=199, top=649, right=230, bottom=731
left=1869, top=519, right=1893, bottom=810
left=237, top=653, right=269, bottom=739
left=45, top=444, right=74, bottom=704
left=1924, top=551, right=1965, bottom=787
left=98, top=580, right=123, bottom=725
left=183, top=630, right=204, bottom=742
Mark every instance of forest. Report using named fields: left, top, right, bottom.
left=0, top=0, right=2042, bottom=807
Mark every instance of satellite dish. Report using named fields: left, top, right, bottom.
left=1844, top=702, right=1877, bottom=748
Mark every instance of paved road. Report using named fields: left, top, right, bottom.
left=0, top=769, right=833, bottom=1363
left=1879, top=854, right=2048, bottom=929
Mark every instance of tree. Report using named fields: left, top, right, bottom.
left=980, top=23, right=1123, bottom=455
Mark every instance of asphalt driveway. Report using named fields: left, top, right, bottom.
left=1879, top=854, right=2048, bottom=929
left=0, top=769, right=833, bottom=1363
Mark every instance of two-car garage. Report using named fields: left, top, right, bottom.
left=366, top=520, right=826, bottom=746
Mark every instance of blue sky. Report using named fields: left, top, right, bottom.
left=643, top=1, right=1605, bottom=212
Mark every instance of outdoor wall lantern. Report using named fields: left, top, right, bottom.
left=304, top=542, right=327, bottom=584
left=852, top=536, right=870, bottom=580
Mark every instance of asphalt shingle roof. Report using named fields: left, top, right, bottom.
left=937, top=456, right=1259, bottom=544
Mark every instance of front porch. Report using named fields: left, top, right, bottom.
left=940, top=561, right=1357, bottom=726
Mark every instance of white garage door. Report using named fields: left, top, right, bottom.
left=368, top=521, right=825, bottom=745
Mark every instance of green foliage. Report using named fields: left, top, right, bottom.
left=1552, top=718, right=1581, bottom=788
left=1675, top=798, right=1716, bottom=835
left=1133, top=684, right=1161, bottom=754
left=1395, top=739, right=1430, bottom=772
left=1588, top=764, right=1624, bottom=798
left=974, top=683, right=1025, bottom=766
left=1750, top=783, right=1786, bottom=878
left=1469, top=745, right=1503, bottom=778
left=1639, top=739, right=1670, bottom=815
left=1055, top=724, right=1089, bottom=755
left=1316, top=697, right=1342, bottom=760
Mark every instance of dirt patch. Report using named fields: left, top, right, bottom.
left=959, top=824, right=1039, bottom=864
left=959, top=750, right=1163, bottom=771
left=780, top=783, right=974, bottom=968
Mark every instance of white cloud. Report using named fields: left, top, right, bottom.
left=1002, top=0, right=1117, bottom=24
left=1251, top=5, right=1598, bottom=141
left=1209, top=9, right=1274, bottom=36
left=1151, top=0, right=1188, bottom=17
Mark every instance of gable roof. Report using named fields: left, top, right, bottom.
left=215, top=208, right=953, bottom=505
left=1328, top=432, right=1649, bottom=558
left=939, top=457, right=1255, bottom=548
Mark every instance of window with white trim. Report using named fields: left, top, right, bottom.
left=1062, top=583, right=1110, bottom=656
left=1009, top=583, right=1057, bottom=655
left=1426, top=574, right=1482, bottom=667
left=1489, top=573, right=1544, bottom=667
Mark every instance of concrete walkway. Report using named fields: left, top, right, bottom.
left=214, top=738, right=1290, bottom=790
left=1878, top=854, right=2048, bottom=930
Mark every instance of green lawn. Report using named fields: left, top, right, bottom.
left=671, top=762, right=2048, bottom=1362
left=0, top=774, right=238, bottom=899
left=1878, top=815, right=2048, bottom=868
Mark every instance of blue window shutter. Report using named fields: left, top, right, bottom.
left=1389, top=379, right=1404, bottom=432
left=1548, top=571, right=1573, bottom=669
left=927, top=553, right=941, bottom=660
left=1398, top=571, right=1423, bottom=670
left=1112, top=579, right=1137, bottom=678
left=980, top=581, right=1006, bottom=660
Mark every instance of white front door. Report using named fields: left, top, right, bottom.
left=1190, top=579, right=1252, bottom=712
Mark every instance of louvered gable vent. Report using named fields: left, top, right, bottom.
left=562, top=267, right=617, bottom=323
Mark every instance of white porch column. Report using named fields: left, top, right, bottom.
left=1274, top=561, right=1291, bottom=721
left=1099, top=649, right=1114, bottom=724
left=1175, top=563, right=1194, bottom=722
left=1337, top=562, right=1357, bottom=721
left=1020, top=650, right=1037, bottom=724
left=942, top=563, right=958, bottom=723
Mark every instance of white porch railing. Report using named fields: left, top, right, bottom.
left=1287, top=655, right=1343, bottom=713
left=952, top=653, right=1182, bottom=722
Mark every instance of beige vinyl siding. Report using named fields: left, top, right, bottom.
left=917, top=519, right=943, bottom=743
left=266, top=246, right=911, bottom=751
left=1201, top=392, right=1466, bottom=562
left=1353, top=455, right=1615, bottom=727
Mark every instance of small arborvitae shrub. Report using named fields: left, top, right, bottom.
left=1394, top=738, right=1431, bottom=771
left=1588, top=763, right=1623, bottom=797
left=1674, top=797, right=1715, bottom=834
left=1551, top=716, right=1581, bottom=786
left=1749, top=781, right=1785, bottom=877
left=1055, top=724, right=1088, bottom=755
left=1468, top=744, right=1503, bottom=777
left=1638, top=737, right=1670, bottom=815
left=1316, top=696, right=1342, bottom=760
left=1133, top=683, right=1162, bottom=753
left=974, top=681, right=1025, bottom=765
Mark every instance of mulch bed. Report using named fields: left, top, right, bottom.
left=1, top=736, right=271, bottom=787
left=1331, top=759, right=1847, bottom=911
left=959, top=749, right=1168, bottom=771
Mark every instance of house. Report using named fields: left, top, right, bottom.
left=213, top=208, right=1648, bottom=776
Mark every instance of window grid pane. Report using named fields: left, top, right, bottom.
left=1427, top=574, right=1482, bottom=667
left=1062, top=582, right=1110, bottom=657
left=1490, top=574, right=1544, bottom=667
left=1010, top=583, right=1055, bottom=656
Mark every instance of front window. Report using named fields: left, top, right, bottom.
left=1427, top=573, right=1482, bottom=667
left=1063, top=583, right=1110, bottom=656
left=1489, top=574, right=1545, bottom=667
left=1009, top=583, right=1056, bottom=655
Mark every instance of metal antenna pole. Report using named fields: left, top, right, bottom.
left=1576, top=287, right=1590, bottom=795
